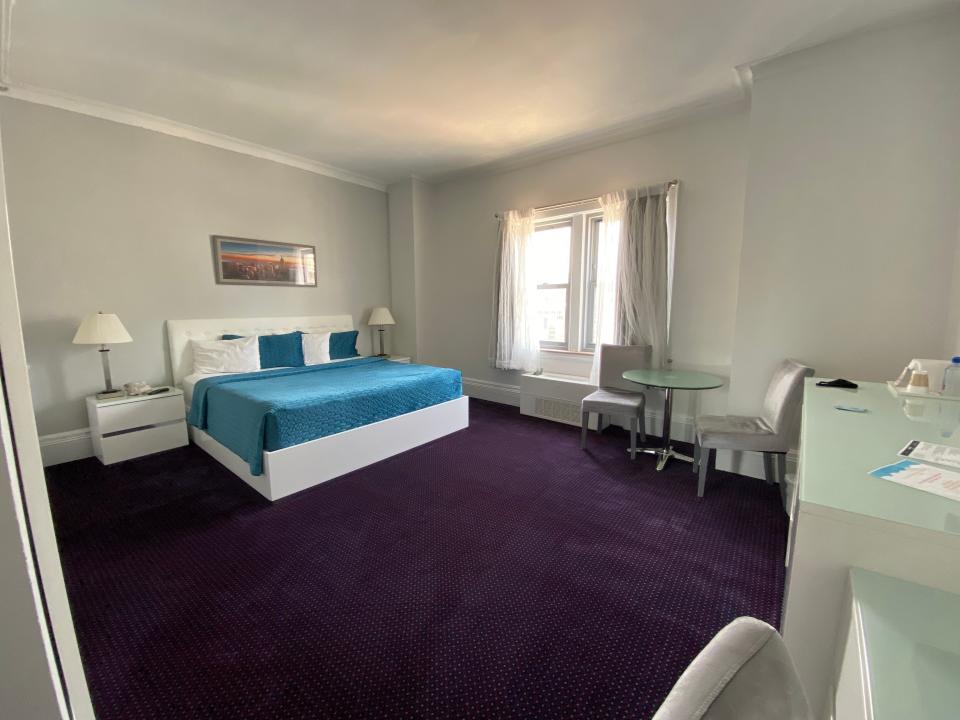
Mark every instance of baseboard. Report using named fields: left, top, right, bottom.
left=462, top=377, right=521, bottom=407
left=39, top=428, right=94, bottom=466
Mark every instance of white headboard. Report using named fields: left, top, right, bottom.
left=166, top=315, right=354, bottom=386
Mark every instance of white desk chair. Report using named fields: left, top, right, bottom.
left=652, top=616, right=812, bottom=720
left=580, top=344, right=650, bottom=459
left=693, top=359, right=814, bottom=497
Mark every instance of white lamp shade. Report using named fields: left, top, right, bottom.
left=72, top=313, right=133, bottom=345
left=368, top=307, right=396, bottom=326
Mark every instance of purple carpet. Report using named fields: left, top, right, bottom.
left=46, top=398, right=786, bottom=719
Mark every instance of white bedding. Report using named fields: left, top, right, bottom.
left=182, top=372, right=225, bottom=408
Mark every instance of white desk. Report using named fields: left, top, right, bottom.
left=784, top=380, right=960, bottom=718
left=835, top=568, right=960, bottom=720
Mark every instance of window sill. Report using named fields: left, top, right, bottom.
left=540, top=348, right=593, bottom=357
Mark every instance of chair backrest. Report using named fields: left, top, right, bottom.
left=599, top=344, right=652, bottom=392
left=761, top=359, right=815, bottom=439
left=652, top=617, right=812, bottom=720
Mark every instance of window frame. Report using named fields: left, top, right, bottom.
left=532, top=218, right=573, bottom=349
left=532, top=200, right=601, bottom=354
left=580, top=213, right=604, bottom=352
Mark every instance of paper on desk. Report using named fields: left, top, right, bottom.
left=899, top=440, right=960, bottom=470
left=870, top=459, right=960, bottom=502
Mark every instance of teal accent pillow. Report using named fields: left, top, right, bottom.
left=329, top=330, right=359, bottom=360
left=222, top=331, right=304, bottom=369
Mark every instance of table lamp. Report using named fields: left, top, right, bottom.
left=368, top=307, right=395, bottom=357
left=73, top=312, right=132, bottom=399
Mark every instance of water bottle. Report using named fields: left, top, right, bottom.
left=942, top=356, right=960, bottom=397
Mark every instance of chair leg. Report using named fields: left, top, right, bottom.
left=762, top=453, right=776, bottom=484
left=693, top=437, right=701, bottom=474
left=639, top=411, right=647, bottom=443
left=697, top=448, right=710, bottom=497
left=775, top=453, right=786, bottom=485
left=580, top=412, right=589, bottom=450
left=629, top=417, right=638, bottom=460
left=596, top=413, right=603, bottom=434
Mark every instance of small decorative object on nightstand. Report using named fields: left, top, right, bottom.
left=87, top=388, right=188, bottom=464
left=73, top=312, right=132, bottom=400
left=368, top=306, right=395, bottom=356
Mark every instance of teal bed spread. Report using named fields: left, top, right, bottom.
left=187, top=357, right=463, bottom=475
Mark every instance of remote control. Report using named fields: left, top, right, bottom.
left=146, top=387, right=170, bottom=396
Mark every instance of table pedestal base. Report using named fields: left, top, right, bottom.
left=633, top=386, right=690, bottom=472
left=632, top=446, right=694, bottom=471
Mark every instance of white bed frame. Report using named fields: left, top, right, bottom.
left=166, top=315, right=469, bottom=501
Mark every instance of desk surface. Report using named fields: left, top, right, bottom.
left=800, top=379, right=960, bottom=536
left=850, top=568, right=960, bottom=720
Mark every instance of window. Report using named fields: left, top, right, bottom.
left=582, top=216, right=603, bottom=351
left=529, top=202, right=603, bottom=353
left=531, top=221, right=572, bottom=346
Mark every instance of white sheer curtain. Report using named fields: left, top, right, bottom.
left=590, top=184, right=676, bottom=384
left=590, top=192, right=626, bottom=384
left=491, top=209, right=541, bottom=371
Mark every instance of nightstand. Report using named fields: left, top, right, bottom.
left=369, top=355, right=411, bottom=363
left=86, top=388, right=188, bottom=464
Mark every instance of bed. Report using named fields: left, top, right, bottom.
left=167, top=316, right=469, bottom=500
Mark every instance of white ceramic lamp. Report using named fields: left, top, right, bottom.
left=368, top=306, right=395, bottom=357
left=73, top=312, right=132, bottom=399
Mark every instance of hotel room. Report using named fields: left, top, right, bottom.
left=1, top=1, right=959, bottom=718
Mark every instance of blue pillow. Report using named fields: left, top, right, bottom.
left=329, top=330, right=359, bottom=360
left=222, top=331, right=304, bottom=369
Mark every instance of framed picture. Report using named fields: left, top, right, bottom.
left=211, top=235, right=317, bottom=287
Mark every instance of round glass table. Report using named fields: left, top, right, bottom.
left=622, top=368, right=725, bottom=471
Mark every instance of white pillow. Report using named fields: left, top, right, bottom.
left=302, top=331, right=331, bottom=365
left=192, top=336, right=261, bottom=374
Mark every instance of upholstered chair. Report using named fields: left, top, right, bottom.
left=693, top=359, right=814, bottom=497
left=652, top=616, right=812, bottom=720
left=580, top=344, right=651, bottom=459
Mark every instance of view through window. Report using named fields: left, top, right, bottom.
left=529, top=206, right=603, bottom=352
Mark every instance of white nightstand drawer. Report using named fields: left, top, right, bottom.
left=97, top=395, right=184, bottom=434
left=99, top=421, right=188, bottom=464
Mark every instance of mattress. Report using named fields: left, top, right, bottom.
left=187, top=356, right=462, bottom=475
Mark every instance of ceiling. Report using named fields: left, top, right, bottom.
left=2, top=0, right=956, bottom=186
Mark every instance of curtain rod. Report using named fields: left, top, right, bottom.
left=494, top=179, right=678, bottom=220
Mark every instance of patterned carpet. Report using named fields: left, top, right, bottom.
left=46, top=398, right=787, bottom=720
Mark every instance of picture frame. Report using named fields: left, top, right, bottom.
left=211, top=235, right=317, bottom=287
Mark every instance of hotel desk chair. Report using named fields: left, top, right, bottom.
left=692, top=359, right=814, bottom=498
left=580, top=344, right=651, bottom=459
left=651, top=616, right=812, bottom=720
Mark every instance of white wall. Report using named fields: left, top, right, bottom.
left=728, top=12, right=960, bottom=414
left=387, top=177, right=432, bottom=360
left=418, top=104, right=749, bottom=422
left=1, top=98, right=389, bottom=439
left=946, top=206, right=960, bottom=358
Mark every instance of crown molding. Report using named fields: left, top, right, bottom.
left=0, top=5, right=383, bottom=190
left=0, top=83, right=387, bottom=191
left=734, top=64, right=753, bottom=101
left=745, top=3, right=960, bottom=80
left=429, top=88, right=748, bottom=185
